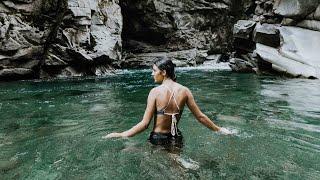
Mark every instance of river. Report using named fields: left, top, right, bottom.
left=1, top=67, right=319, bottom=179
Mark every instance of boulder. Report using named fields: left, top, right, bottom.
left=240, top=52, right=259, bottom=68
left=233, top=20, right=256, bottom=40
left=281, top=18, right=297, bottom=26
left=274, top=0, right=319, bottom=18
left=278, top=26, right=320, bottom=69
left=256, top=43, right=319, bottom=78
left=254, top=23, right=320, bottom=79
left=229, top=58, right=255, bottom=73
left=233, top=38, right=256, bottom=53
left=253, top=23, right=280, bottom=47
left=306, top=4, right=320, bottom=20
left=206, top=54, right=222, bottom=62
left=296, top=20, right=320, bottom=32
left=0, top=68, right=35, bottom=81
left=314, top=4, right=320, bottom=20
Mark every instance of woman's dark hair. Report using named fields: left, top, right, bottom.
left=153, top=57, right=177, bottom=81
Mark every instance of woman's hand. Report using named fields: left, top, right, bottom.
left=218, top=127, right=233, bottom=135
left=102, top=132, right=123, bottom=139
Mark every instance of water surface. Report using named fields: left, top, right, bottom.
left=1, top=69, right=320, bottom=179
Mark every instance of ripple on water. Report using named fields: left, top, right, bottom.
left=267, top=118, right=320, bottom=133
left=89, top=104, right=107, bottom=112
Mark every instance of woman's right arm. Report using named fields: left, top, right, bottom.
left=185, top=88, right=221, bottom=132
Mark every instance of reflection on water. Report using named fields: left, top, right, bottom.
left=0, top=70, right=320, bottom=179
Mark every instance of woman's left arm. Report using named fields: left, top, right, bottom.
left=103, top=88, right=157, bottom=138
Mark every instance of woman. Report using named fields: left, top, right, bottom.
left=103, top=58, right=231, bottom=146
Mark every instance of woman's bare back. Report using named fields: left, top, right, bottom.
left=153, top=82, right=188, bottom=133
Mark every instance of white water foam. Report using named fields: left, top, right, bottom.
left=177, top=61, right=231, bottom=71
left=114, top=61, right=231, bottom=75
left=170, top=154, right=200, bottom=170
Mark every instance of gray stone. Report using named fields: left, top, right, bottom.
left=68, top=0, right=79, bottom=7
left=45, top=52, right=68, bottom=66
left=233, top=38, right=256, bottom=52
left=256, top=43, right=320, bottom=78
left=296, top=20, right=320, bottom=32
left=0, top=37, right=23, bottom=51
left=0, top=68, right=35, bottom=80
left=253, top=23, right=280, bottom=47
left=229, top=58, right=255, bottom=73
left=11, top=46, right=43, bottom=60
left=206, top=54, right=222, bottom=62
left=57, top=67, right=84, bottom=77
left=206, top=54, right=222, bottom=61
left=233, top=20, right=256, bottom=40
left=274, top=0, right=319, bottom=18
left=69, top=7, right=91, bottom=18
left=314, top=4, right=320, bottom=20
left=2, top=1, right=15, bottom=9
left=240, top=53, right=258, bottom=68
left=281, top=18, right=297, bottom=26
left=20, top=59, right=40, bottom=69
left=279, top=26, right=320, bottom=69
left=255, top=26, right=320, bottom=79
left=89, top=25, right=122, bottom=60
left=0, top=3, right=10, bottom=13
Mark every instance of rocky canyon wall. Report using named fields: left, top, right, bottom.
left=230, top=0, right=320, bottom=79
left=119, top=0, right=251, bottom=68
left=0, top=0, right=122, bottom=80
left=2, top=0, right=318, bottom=80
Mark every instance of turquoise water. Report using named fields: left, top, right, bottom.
left=1, top=69, right=320, bottom=179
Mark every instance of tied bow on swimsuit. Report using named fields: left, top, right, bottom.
left=156, top=85, right=181, bottom=136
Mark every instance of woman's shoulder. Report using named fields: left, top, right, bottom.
left=177, top=83, right=188, bottom=90
left=151, top=83, right=189, bottom=93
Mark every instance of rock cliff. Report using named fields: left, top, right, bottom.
left=0, top=0, right=122, bottom=80
left=119, top=0, right=250, bottom=68
left=230, top=0, right=320, bottom=79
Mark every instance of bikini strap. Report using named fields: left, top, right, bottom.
left=162, top=84, right=180, bottom=111
left=161, top=84, right=180, bottom=136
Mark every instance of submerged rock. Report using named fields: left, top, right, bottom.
left=0, top=159, right=19, bottom=173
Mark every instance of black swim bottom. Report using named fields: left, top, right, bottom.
left=148, top=131, right=183, bottom=151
